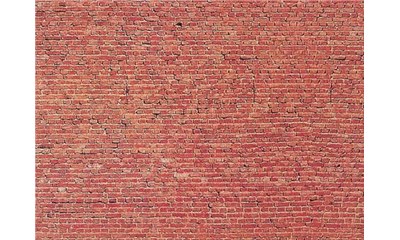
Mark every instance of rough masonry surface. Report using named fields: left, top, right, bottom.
left=36, top=0, right=364, bottom=239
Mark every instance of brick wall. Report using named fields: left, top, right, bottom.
left=36, top=0, right=363, bottom=239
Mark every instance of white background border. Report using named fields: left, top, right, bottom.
left=365, top=0, right=400, bottom=239
left=0, top=0, right=35, bottom=239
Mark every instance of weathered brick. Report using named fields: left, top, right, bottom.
left=36, top=0, right=363, bottom=239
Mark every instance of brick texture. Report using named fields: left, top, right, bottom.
left=36, top=0, right=363, bottom=239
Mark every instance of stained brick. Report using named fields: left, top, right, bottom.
left=36, top=0, right=363, bottom=239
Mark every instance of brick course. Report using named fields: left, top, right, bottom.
left=36, top=0, right=363, bottom=239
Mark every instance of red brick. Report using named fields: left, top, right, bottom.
left=36, top=0, right=363, bottom=239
